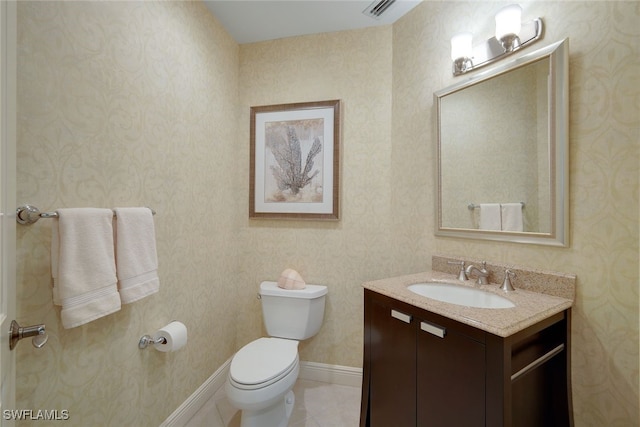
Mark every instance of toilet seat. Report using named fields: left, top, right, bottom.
left=229, top=338, right=299, bottom=390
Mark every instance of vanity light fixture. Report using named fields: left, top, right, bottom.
left=450, top=4, right=543, bottom=76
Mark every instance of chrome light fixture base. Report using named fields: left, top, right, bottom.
left=498, top=33, right=521, bottom=52
left=452, top=18, right=543, bottom=76
left=452, top=56, right=473, bottom=75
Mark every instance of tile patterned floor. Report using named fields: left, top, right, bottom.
left=184, top=379, right=361, bottom=427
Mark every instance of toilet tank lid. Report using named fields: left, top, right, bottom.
left=260, top=281, right=328, bottom=299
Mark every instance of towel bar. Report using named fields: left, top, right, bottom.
left=16, top=204, right=156, bottom=225
left=468, top=202, right=525, bottom=211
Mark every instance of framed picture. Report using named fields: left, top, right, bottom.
left=250, top=100, right=341, bottom=220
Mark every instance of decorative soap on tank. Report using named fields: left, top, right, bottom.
left=277, top=268, right=306, bottom=290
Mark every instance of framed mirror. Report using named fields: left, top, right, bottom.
left=435, top=38, right=569, bottom=246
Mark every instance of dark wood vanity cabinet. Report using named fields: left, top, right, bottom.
left=360, top=289, right=573, bottom=427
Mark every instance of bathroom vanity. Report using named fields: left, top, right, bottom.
left=359, top=263, right=575, bottom=427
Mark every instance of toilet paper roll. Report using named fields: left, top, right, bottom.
left=153, top=321, right=187, bottom=352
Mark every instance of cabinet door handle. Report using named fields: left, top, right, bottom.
left=391, top=309, right=412, bottom=324
left=421, top=321, right=446, bottom=338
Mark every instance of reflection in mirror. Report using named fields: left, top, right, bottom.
left=440, top=58, right=549, bottom=232
left=435, top=39, right=569, bottom=246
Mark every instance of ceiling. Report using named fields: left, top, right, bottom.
left=203, top=0, right=422, bottom=44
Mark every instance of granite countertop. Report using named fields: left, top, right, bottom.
left=362, top=270, right=574, bottom=337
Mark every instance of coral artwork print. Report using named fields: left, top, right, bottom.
left=264, top=119, right=324, bottom=203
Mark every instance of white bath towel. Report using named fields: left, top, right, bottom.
left=479, top=203, right=502, bottom=230
left=51, top=208, right=121, bottom=329
left=501, top=203, right=524, bottom=232
left=114, top=207, right=160, bottom=304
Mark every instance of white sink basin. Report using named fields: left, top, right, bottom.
left=408, top=282, right=515, bottom=309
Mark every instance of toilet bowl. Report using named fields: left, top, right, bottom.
left=225, top=338, right=299, bottom=427
left=225, top=281, right=328, bottom=427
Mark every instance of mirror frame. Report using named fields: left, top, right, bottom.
left=435, top=38, right=569, bottom=247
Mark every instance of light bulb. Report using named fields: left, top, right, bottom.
left=495, top=4, right=522, bottom=40
left=450, top=32, right=473, bottom=61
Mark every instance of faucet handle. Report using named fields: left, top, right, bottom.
left=480, top=261, right=488, bottom=273
left=447, top=261, right=468, bottom=281
left=500, top=269, right=516, bottom=292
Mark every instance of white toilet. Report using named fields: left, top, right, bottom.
left=225, top=281, right=328, bottom=427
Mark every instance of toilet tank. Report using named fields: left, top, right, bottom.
left=259, top=281, right=328, bottom=340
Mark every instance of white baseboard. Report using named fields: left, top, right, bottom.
left=160, top=358, right=231, bottom=427
left=298, top=361, right=362, bottom=388
left=161, top=360, right=362, bottom=426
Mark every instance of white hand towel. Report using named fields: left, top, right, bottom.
left=51, top=208, right=121, bottom=329
left=501, top=203, right=524, bottom=232
left=114, top=207, right=160, bottom=304
left=479, top=203, right=502, bottom=230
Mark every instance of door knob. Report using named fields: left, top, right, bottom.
left=9, top=320, right=48, bottom=350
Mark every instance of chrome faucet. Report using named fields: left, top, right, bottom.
left=465, top=261, right=489, bottom=285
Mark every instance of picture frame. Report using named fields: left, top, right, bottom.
left=250, top=100, right=341, bottom=220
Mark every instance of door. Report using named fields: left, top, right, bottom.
left=369, top=298, right=417, bottom=427
left=0, top=0, right=17, bottom=424
left=417, top=317, right=485, bottom=427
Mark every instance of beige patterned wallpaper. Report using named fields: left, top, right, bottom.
left=16, top=1, right=241, bottom=425
left=15, top=1, right=639, bottom=427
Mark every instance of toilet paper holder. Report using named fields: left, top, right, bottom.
left=138, top=321, right=187, bottom=352
left=138, top=334, right=167, bottom=349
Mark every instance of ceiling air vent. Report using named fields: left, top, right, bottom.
left=363, top=0, right=397, bottom=19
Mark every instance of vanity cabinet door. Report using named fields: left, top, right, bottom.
left=369, top=298, right=417, bottom=427
left=417, top=317, right=485, bottom=427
